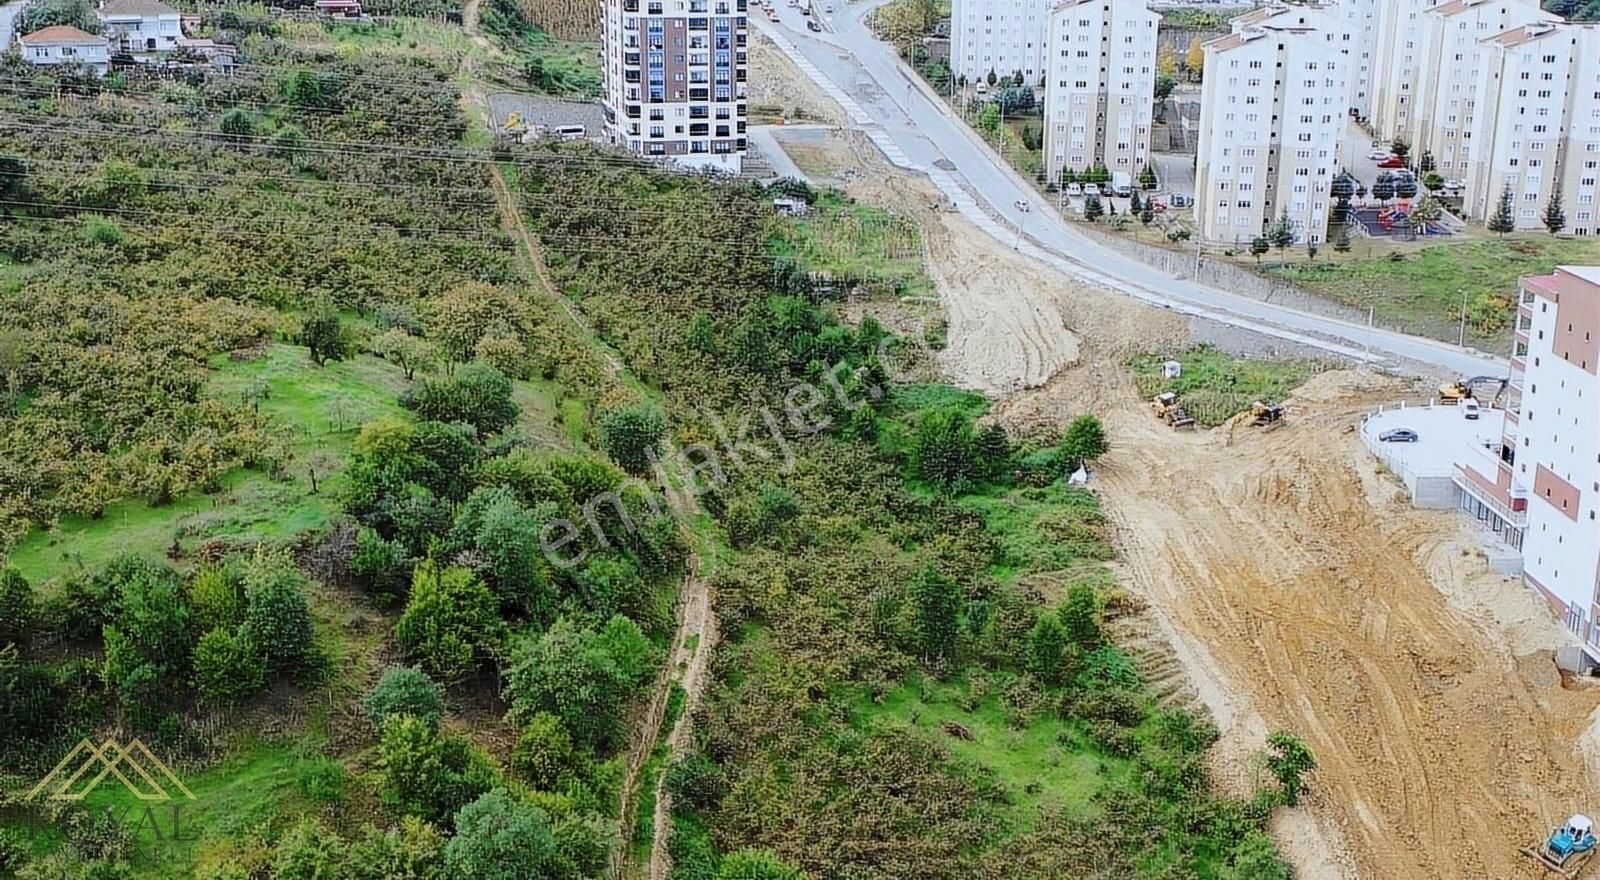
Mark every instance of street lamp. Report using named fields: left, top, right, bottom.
left=1458, top=287, right=1468, bottom=347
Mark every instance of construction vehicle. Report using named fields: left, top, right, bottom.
left=1439, top=375, right=1509, bottom=408
left=1523, top=815, right=1597, bottom=878
left=501, top=111, right=527, bottom=139
left=1249, top=401, right=1286, bottom=432
left=1150, top=391, right=1196, bottom=430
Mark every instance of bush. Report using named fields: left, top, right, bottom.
left=912, top=410, right=976, bottom=492
left=666, top=752, right=724, bottom=812
left=443, top=789, right=559, bottom=878
left=346, top=817, right=446, bottom=880
left=503, top=615, right=658, bottom=751
left=273, top=818, right=345, bottom=880
left=188, top=564, right=245, bottom=631
left=510, top=711, right=582, bottom=791
left=350, top=528, right=412, bottom=601
left=716, top=850, right=806, bottom=880
left=401, top=362, right=519, bottom=434
left=365, top=666, right=446, bottom=734
left=379, top=715, right=498, bottom=825
left=395, top=562, right=505, bottom=682
left=598, top=405, right=666, bottom=475
left=294, top=756, right=349, bottom=806
left=239, top=557, right=315, bottom=671
left=191, top=627, right=267, bottom=705
left=0, top=568, right=35, bottom=646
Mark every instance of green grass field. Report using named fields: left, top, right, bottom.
left=1129, top=345, right=1324, bottom=427
left=1264, top=236, right=1600, bottom=349
left=771, top=192, right=931, bottom=298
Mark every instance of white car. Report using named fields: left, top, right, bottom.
left=1064, top=183, right=1083, bottom=196
left=1014, top=199, right=1030, bottom=212
left=1367, top=149, right=1392, bottom=161
left=1083, top=183, right=1101, bottom=197
left=1462, top=399, right=1481, bottom=420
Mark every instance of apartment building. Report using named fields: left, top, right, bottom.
left=1455, top=267, right=1600, bottom=661
left=1468, top=21, right=1600, bottom=234
left=1041, top=0, right=1159, bottom=182
left=600, top=0, right=748, bottom=172
left=1409, top=0, right=1554, bottom=175
left=1193, top=24, right=1345, bottom=244
left=1336, top=0, right=1381, bottom=119
left=1370, top=0, right=1440, bottom=143
left=1226, top=2, right=1358, bottom=118
left=951, top=0, right=1052, bottom=85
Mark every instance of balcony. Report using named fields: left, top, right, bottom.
left=688, top=16, right=707, bottom=28
left=690, top=123, right=709, bottom=136
left=625, top=105, right=641, bottom=118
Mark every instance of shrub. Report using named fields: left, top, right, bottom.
left=350, top=528, right=412, bottom=600
left=365, top=666, right=446, bottom=734
left=273, top=818, right=345, bottom=880
left=188, top=564, right=245, bottom=631
left=443, top=789, right=559, bottom=878
left=510, top=711, right=581, bottom=791
left=395, top=562, right=505, bottom=682
left=666, top=752, right=724, bottom=812
left=240, top=557, right=315, bottom=671
left=401, top=362, right=519, bottom=434
left=346, top=817, right=446, bottom=880
left=598, top=405, right=666, bottom=475
left=503, top=615, right=657, bottom=751
left=0, top=568, right=35, bottom=646
left=294, top=756, right=348, bottom=806
left=716, top=850, right=806, bottom=880
left=191, top=627, right=267, bottom=705
left=1264, top=730, right=1316, bottom=807
left=379, top=714, right=498, bottom=825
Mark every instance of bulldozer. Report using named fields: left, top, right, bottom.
left=1439, top=375, right=1509, bottom=408
left=1150, top=391, right=1196, bottom=430
left=1249, top=401, right=1286, bottom=432
left=1523, top=814, right=1597, bottom=878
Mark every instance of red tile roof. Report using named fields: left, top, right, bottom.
left=19, top=25, right=104, bottom=45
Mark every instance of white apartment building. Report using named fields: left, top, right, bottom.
left=952, top=0, right=1052, bottom=86
left=1370, top=0, right=1441, bottom=143
left=1226, top=2, right=1357, bottom=119
left=600, top=0, right=748, bottom=172
left=1041, top=0, right=1159, bottom=182
left=1469, top=21, right=1600, bottom=234
left=1334, top=0, right=1381, bottom=119
left=1409, top=0, right=1554, bottom=176
left=1193, top=24, right=1345, bottom=245
left=1456, top=267, right=1600, bottom=662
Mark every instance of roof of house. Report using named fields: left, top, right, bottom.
left=98, top=0, right=180, bottom=17
left=19, top=25, right=105, bottom=45
left=1482, top=21, right=1563, bottom=48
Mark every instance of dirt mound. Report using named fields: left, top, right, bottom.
left=746, top=34, right=843, bottom=126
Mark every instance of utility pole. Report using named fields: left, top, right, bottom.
left=1457, top=287, right=1469, bottom=347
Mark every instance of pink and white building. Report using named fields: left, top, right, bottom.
left=1456, top=266, right=1600, bottom=659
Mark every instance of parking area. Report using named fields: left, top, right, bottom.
left=486, top=92, right=605, bottom=141
left=1360, top=399, right=1504, bottom=498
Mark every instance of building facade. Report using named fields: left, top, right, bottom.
left=17, top=26, right=110, bottom=73
left=1370, top=0, right=1440, bottom=143
left=951, top=0, right=1052, bottom=86
left=97, top=0, right=181, bottom=57
left=1193, top=24, right=1345, bottom=245
left=1456, top=267, right=1600, bottom=661
left=1468, top=21, right=1600, bottom=234
left=1409, top=0, right=1553, bottom=177
left=600, top=0, right=748, bottom=172
left=1041, top=0, right=1158, bottom=183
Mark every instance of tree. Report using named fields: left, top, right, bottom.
left=379, top=715, right=498, bottom=825
left=402, top=363, right=519, bottom=434
left=443, top=789, right=559, bottom=880
left=716, top=850, right=806, bottom=880
left=427, top=283, right=533, bottom=364
left=1418, top=150, right=1435, bottom=173
left=1371, top=172, right=1395, bottom=206
left=1153, top=73, right=1176, bottom=121
left=1264, top=730, right=1317, bottom=806
left=599, top=405, right=666, bottom=475
left=1027, top=613, right=1070, bottom=686
left=1395, top=175, right=1419, bottom=201
left=240, top=556, right=315, bottom=672
left=912, top=409, right=976, bottom=491
left=978, top=102, right=1001, bottom=134
left=511, top=712, right=582, bottom=791
left=1138, top=164, right=1157, bottom=190
left=1059, top=581, right=1102, bottom=650
left=1489, top=184, right=1516, bottom=235
left=1083, top=194, right=1104, bottom=222
left=1423, top=171, right=1445, bottom=192
left=1331, top=222, right=1352, bottom=253
left=986, top=68, right=998, bottom=87
left=1410, top=195, right=1443, bottom=229
left=1185, top=37, right=1204, bottom=81
left=346, top=817, right=445, bottom=880
left=1249, top=237, right=1269, bottom=264
left=503, top=615, right=658, bottom=751
left=396, top=562, right=505, bottom=682
left=220, top=108, right=255, bottom=141
left=1268, top=211, right=1296, bottom=259
left=1058, top=414, right=1108, bottom=470
left=300, top=303, right=350, bottom=367
left=1389, top=137, right=1410, bottom=162
left=192, top=627, right=266, bottom=705
left=366, top=666, right=446, bottom=734
left=1129, top=188, right=1143, bottom=214
left=18, top=0, right=98, bottom=35
left=0, top=568, right=34, bottom=647
left=1544, top=192, right=1567, bottom=234
left=1220, top=831, right=1291, bottom=880
left=372, top=328, right=435, bottom=381
left=911, top=565, right=961, bottom=665
left=973, top=423, right=1012, bottom=481
left=274, top=818, right=346, bottom=880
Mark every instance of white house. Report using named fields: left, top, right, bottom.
left=1042, top=0, right=1159, bottom=183
left=97, top=0, right=181, bottom=57
left=951, top=0, right=1053, bottom=86
left=18, top=25, right=110, bottom=74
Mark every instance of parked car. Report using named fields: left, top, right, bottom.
left=1379, top=428, right=1419, bottom=443
left=1064, top=182, right=1083, bottom=196
left=1447, top=178, right=1467, bottom=189
left=805, top=16, right=820, bottom=28
left=1367, top=149, right=1392, bottom=161
left=1377, top=156, right=1407, bottom=168
left=1169, top=193, right=1191, bottom=207
left=1462, top=399, right=1481, bottom=420
left=1014, top=199, right=1030, bottom=212
left=1083, top=183, right=1101, bottom=196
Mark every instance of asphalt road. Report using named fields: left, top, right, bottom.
left=752, top=2, right=1506, bottom=378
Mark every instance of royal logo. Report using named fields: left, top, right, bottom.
left=27, top=738, right=197, bottom=803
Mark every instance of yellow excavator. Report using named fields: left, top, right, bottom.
left=1151, top=391, right=1196, bottom=430
left=1249, top=401, right=1286, bottom=431
left=1439, top=375, right=1509, bottom=407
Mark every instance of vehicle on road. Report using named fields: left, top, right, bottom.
left=801, top=5, right=811, bottom=14
left=805, top=17, right=820, bottom=29
left=1367, top=149, right=1392, bottom=160
left=1377, top=156, right=1407, bottom=168
left=1378, top=428, right=1419, bottom=443
left=765, top=6, right=778, bottom=19
left=1169, top=193, right=1191, bottom=207
left=1014, top=199, right=1030, bottom=212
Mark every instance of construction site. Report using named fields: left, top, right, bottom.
left=748, top=32, right=1600, bottom=880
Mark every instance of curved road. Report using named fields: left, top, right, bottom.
left=754, top=3, right=1507, bottom=377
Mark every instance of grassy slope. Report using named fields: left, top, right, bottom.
left=1264, top=236, right=1600, bottom=349
left=1130, top=344, right=1323, bottom=427
left=769, top=192, right=933, bottom=298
